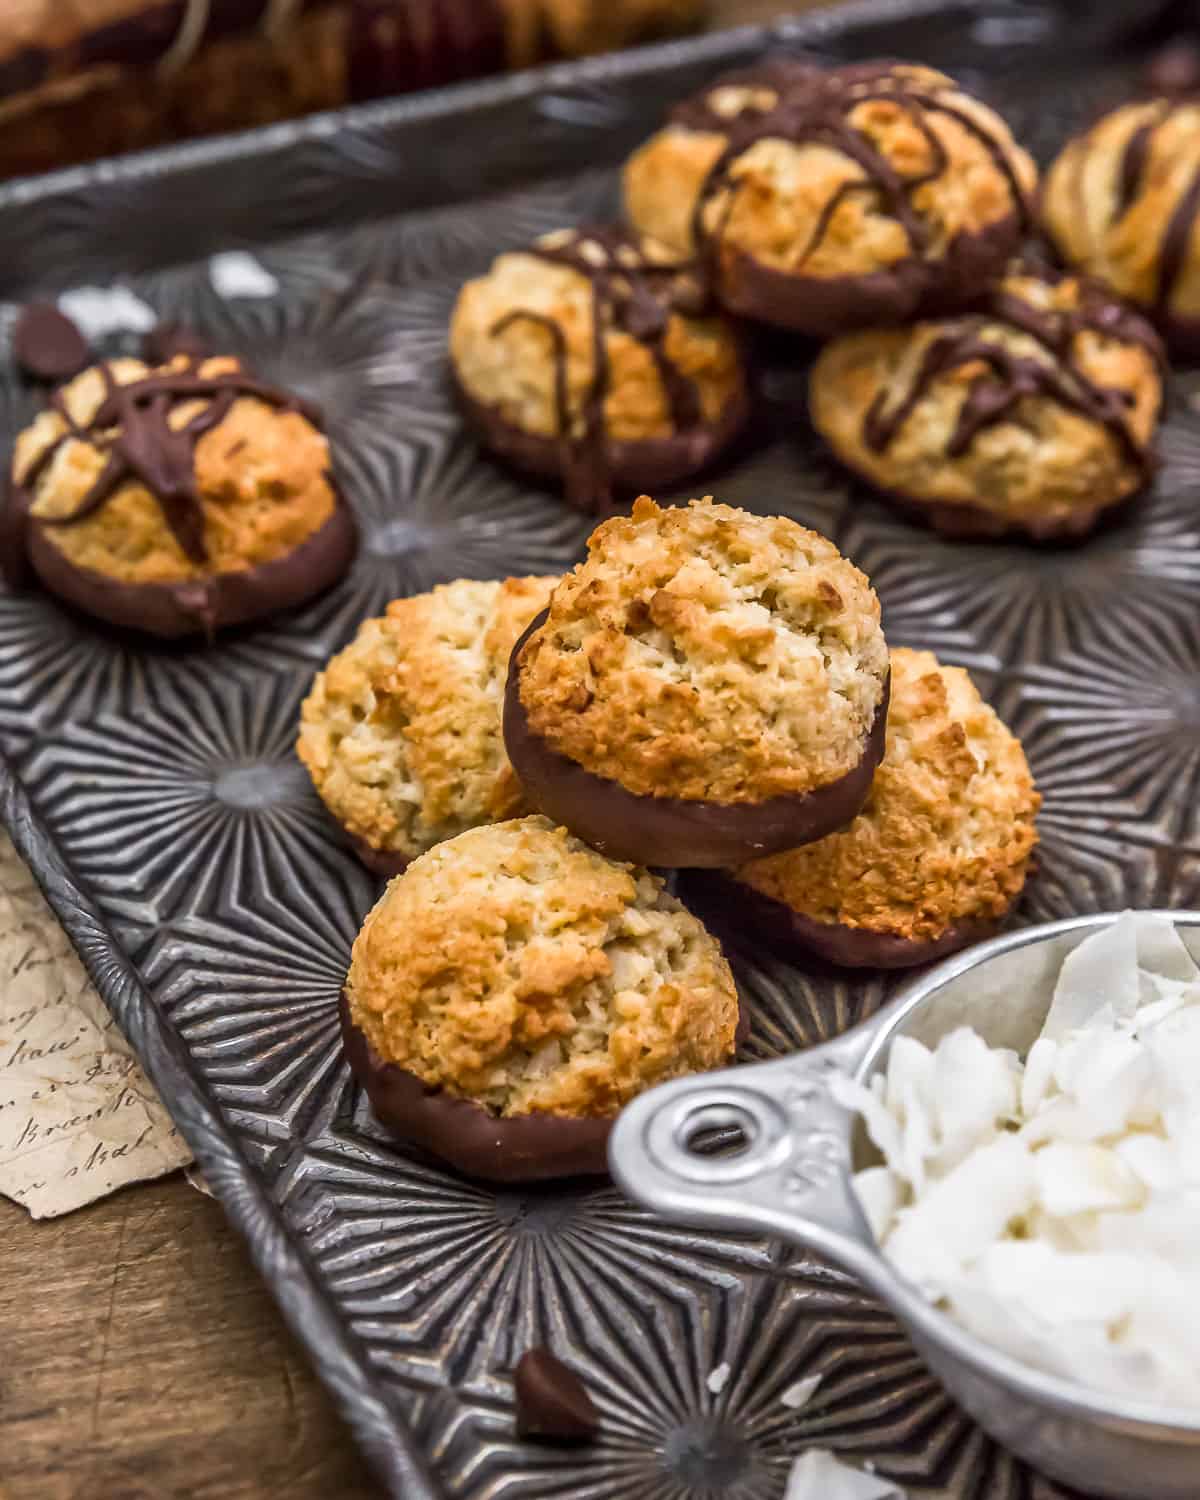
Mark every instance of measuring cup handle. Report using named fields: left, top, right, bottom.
left=608, top=1024, right=887, bottom=1287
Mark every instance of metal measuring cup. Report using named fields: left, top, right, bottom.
left=610, top=912, right=1200, bottom=1500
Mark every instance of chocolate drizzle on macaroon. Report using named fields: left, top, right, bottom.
left=485, top=226, right=715, bottom=514
left=4, top=356, right=322, bottom=578
left=1108, top=100, right=1200, bottom=324
left=3, top=356, right=356, bottom=637
left=862, top=279, right=1163, bottom=477
left=677, top=60, right=1031, bottom=286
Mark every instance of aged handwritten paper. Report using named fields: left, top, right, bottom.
left=0, top=833, right=190, bottom=1218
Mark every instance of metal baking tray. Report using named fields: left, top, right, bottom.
left=0, top=3, right=1180, bottom=1494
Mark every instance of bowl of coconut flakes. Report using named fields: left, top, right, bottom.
left=611, top=910, right=1200, bottom=1500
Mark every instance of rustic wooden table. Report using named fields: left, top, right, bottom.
left=0, top=4, right=819, bottom=1497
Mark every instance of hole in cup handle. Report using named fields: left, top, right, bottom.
left=609, top=1031, right=881, bottom=1269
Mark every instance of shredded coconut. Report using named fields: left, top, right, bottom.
left=839, top=911, right=1200, bottom=1408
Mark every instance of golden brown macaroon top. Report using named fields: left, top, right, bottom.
left=623, top=60, right=1036, bottom=281
left=734, top=648, right=1040, bottom=943
left=13, top=356, right=336, bottom=586
left=298, top=576, right=558, bottom=862
left=809, top=268, right=1163, bottom=525
left=450, top=226, right=745, bottom=444
left=515, top=496, right=889, bottom=804
left=1043, top=99, right=1200, bottom=323
left=345, top=815, right=740, bottom=1117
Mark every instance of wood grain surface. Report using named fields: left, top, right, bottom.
left=0, top=4, right=823, bottom=1498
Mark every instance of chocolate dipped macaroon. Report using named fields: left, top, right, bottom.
left=810, top=267, right=1164, bottom=541
left=341, top=815, right=741, bottom=1182
left=685, top=648, right=1040, bottom=969
left=4, top=355, right=355, bottom=638
left=504, top=496, right=890, bottom=868
left=623, top=59, right=1036, bottom=337
left=298, top=575, right=558, bottom=875
left=1043, top=97, right=1200, bottom=357
left=449, top=225, right=749, bottom=515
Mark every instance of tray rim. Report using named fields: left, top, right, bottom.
left=0, top=0, right=987, bottom=217
left=0, top=2, right=1065, bottom=1495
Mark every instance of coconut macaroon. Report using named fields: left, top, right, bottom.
left=298, top=575, right=557, bottom=874
left=504, top=496, right=890, bottom=868
left=686, top=649, right=1040, bottom=968
left=449, top=224, right=749, bottom=515
left=623, top=59, right=1036, bottom=337
left=810, top=267, right=1164, bottom=542
left=3, top=355, right=355, bottom=637
left=340, top=816, right=742, bottom=1181
left=1043, top=98, right=1200, bottom=356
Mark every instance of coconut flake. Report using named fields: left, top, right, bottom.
left=706, top=1361, right=731, bottom=1394
left=886, top=1135, right=1035, bottom=1292
left=1033, top=1142, right=1142, bottom=1217
left=1042, top=912, right=1138, bottom=1041
left=851, top=1166, right=901, bottom=1242
left=58, top=284, right=156, bottom=339
left=840, top=913, right=1200, bottom=1408
left=209, top=250, right=279, bottom=299
left=784, top=1448, right=904, bottom=1499
left=780, top=1374, right=822, bottom=1410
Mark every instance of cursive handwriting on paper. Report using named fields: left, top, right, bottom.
left=0, top=834, right=191, bottom=1219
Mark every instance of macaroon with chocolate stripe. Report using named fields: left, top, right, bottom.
left=624, top=59, right=1036, bottom=336
left=449, top=225, right=750, bottom=515
left=1044, top=94, right=1200, bottom=356
left=810, top=265, right=1164, bottom=542
left=3, top=354, right=355, bottom=638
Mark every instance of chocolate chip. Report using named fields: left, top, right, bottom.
left=513, top=1348, right=598, bottom=1443
left=1144, top=41, right=1200, bottom=97
left=141, top=321, right=211, bottom=366
left=13, top=303, right=89, bottom=383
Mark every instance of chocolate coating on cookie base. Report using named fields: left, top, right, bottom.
left=348, top=833, right=412, bottom=879
left=339, top=992, right=612, bottom=1182
left=682, top=868, right=1002, bottom=969
left=835, top=459, right=1143, bottom=544
left=27, top=499, right=356, bottom=639
left=1160, top=311, right=1200, bottom=362
left=719, top=215, right=1020, bottom=336
left=505, top=611, right=890, bottom=868
left=341, top=987, right=747, bottom=1181
left=457, top=376, right=751, bottom=516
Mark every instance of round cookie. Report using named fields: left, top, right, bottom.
left=341, top=815, right=741, bottom=1182
left=298, top=575, right=558, bottom=874
left=623, top=59, right=1036, bottom=336
left=504, top=496, right=890, bottom=868
left=4, top=355, right=355, bottom=638
left=684, top=648, right=1040, bottom=968
left=1043, top=98, right=1200, bottom=356
left=449, top=224, right=749, bottom=515
left=810, top=267, right=1164, bottom=541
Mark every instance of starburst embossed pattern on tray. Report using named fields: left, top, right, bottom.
left=0, top=4, right=1182, bottom=1496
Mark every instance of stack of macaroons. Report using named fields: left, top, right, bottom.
left=319, top=494, right=896, bottom=1179
left=325, top=490, right=1040, bottom=1181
